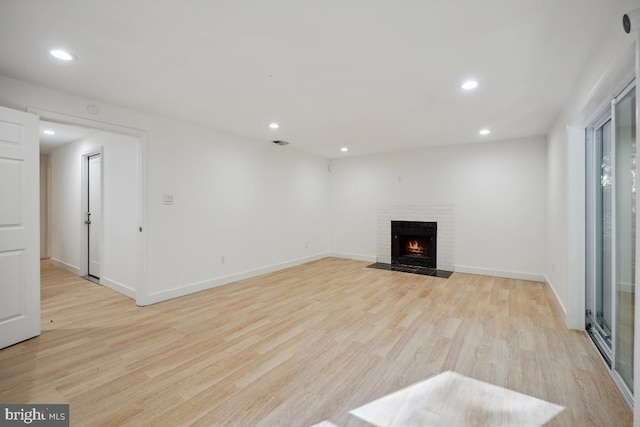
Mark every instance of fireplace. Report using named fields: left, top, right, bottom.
left=391, top=221, right=436, bottom=268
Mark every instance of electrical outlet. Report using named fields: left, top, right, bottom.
left=163, top=194, right=174, bottom=205
left=221, top=256, right=225, bottom=264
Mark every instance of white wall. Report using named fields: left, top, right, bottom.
left=329, top=136, right=547, bottom=279
left=39, top=153, right=49, bottom=259
left=0, top=75, right=330, bottom=305
left=50, top=131, right=139, bottom=297
left=145, top=117, right=330, bottom=302
left=545, top=127, right=568, bottom=313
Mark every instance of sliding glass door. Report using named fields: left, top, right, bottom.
left=586, top=118, right=614, bottom=358
left=613, top=85, right=636, bottom=394
left=586, top=81, right=635, bottom=405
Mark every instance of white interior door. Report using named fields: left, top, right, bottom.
left=0, top=106, right=40, bottom=349
left=87, top=153, right=101, bottom=278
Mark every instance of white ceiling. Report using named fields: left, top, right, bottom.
left=0, top=0, right=635, bottom=158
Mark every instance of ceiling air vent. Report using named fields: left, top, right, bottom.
left=272, top=140, right=289, bottom=146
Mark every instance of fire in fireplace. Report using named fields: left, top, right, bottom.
left=391, top=221, right=436, bottom=268
left=406, top=240, right=426, bottom=255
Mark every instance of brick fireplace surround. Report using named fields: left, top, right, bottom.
left=376, top=203, right=454, bottom=271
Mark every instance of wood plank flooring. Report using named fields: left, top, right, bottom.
left=0, top=258, right=632, bottom=426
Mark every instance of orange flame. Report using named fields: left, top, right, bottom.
left=407, top=240, right=425, bottom=254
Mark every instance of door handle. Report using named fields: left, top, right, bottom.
left=84, top=219, right=91, bottom=225
left=85, top=212, right=91, bottom=225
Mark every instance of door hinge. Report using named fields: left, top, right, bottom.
left=139, top=227, right=142, bottom=232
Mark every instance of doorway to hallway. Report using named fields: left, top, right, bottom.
left=37, top=116, right=142, bottom=301
left=85, top=152, right=102, bottom=282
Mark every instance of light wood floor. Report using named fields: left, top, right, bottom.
left=0, top=258, right=632, bottom=426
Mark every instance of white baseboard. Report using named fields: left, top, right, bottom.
left=453, top=265, right=546, bottom=282
left=328, top=252, right=377, bottom=263
left=49, top=258, right=81, bottom=276
left=49, top=259, right=136, bottom=300
left=102, top=277, right=136, bottom=300
left=137, top=252, right=329, bottom=306
left=543, top=274, right=568, bottom=324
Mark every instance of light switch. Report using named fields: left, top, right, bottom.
left=163, top=194, right=174, bottom=205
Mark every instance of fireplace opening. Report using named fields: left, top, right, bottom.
left=392, top=221, right=436, bottom=268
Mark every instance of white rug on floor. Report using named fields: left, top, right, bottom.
left=349, top=371, right=564, bottom=427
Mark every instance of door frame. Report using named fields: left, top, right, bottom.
left=29, top=108, right=148, bottom=305
left=584, top=80, right=636, bottom=409
left=585, top=112, right=614, bottom=363
left=80, top=149, right=103, bottom=280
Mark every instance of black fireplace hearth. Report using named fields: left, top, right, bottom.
left=367, top=220, right=451, bottom=278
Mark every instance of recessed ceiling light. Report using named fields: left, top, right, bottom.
left=461, top=80, right=479, bottom=90
left=479, top=129, right=491, bottom=136
left=49, top=49, right=75, bottom=61
left=43, top=129, right=55, bottom=135
left=269, top=122, right=280, bottom=129
left=341, top=147, right=349, bottom=152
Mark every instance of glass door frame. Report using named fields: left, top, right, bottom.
left=585, top=79, right=635, bottom=409
left=586, top=111, right=614, bottom=364
left=612, top=81, right=635, bottom=402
